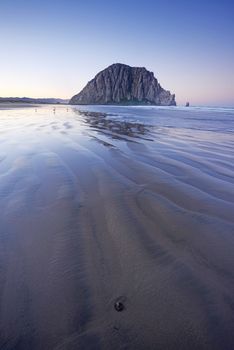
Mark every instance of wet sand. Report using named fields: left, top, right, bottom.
left=0, top=105, right=234, bottom=349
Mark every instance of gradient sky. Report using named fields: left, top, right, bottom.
left=0, top=0, right=233, bottom=106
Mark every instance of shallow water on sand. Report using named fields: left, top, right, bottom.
left=0, top=105, right=234, bottom=350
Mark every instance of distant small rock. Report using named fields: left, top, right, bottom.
left=185, top=102, right=190, bottom=107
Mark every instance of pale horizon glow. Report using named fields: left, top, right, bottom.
left=0, top=0, right=233, bottom=107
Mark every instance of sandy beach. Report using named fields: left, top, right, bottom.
left=0, top=104, right=234, bottom=350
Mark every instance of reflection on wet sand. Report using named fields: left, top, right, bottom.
left=0, top=105, right=234, bottom=350
left=78, top=110, right=153, bottom=142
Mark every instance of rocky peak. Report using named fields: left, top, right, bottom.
left=70, top=63, right=176, bottom=106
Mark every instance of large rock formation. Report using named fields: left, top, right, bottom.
left=70, top=63, right=176, bottom=106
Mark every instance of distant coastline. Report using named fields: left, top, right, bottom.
left=0, top=97, right=69, bottom=105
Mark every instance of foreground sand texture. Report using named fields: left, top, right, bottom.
left=0, top=105, right=234, bottom=349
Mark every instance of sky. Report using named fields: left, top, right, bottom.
left=0, top=0, right=233, bottom=106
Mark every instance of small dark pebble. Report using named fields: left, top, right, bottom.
left=114, top=301, right=124, bottom=312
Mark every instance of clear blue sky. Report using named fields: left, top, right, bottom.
left=0, top=0, right=233, bottom=106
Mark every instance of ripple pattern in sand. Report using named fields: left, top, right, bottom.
left=0, top=105, right=234, bottom=350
